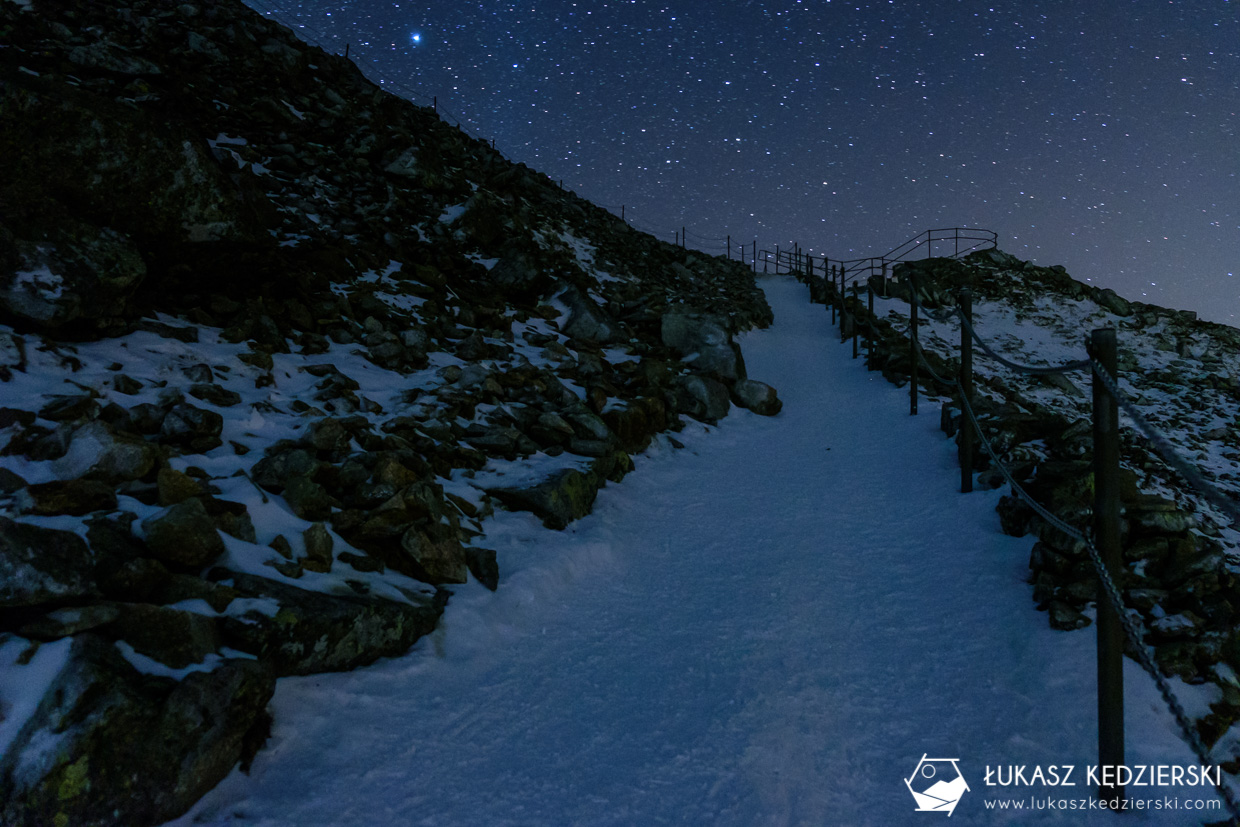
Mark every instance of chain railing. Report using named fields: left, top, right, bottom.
left=801, top=250, right=1240, bottom=822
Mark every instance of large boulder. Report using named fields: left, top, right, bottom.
left=660, top=311, right=746, bottom=382
left=393, top=528, right=468, bottom=584
left=675, top=374, right=732, bottom=423
left=140, top=498, right=227, bottom=568
left=731, top=379, right=782, bottom=416
left=558, top=284, right=622, bottom=343
left=215, top=572, right=447, bottom=675
left=0, top=634, right=274, bottom=827
left=0, top=518, right=99, bottom=608
left=54, top=420, right=159, bottom=483
left=485, top=246, right=552, bottom=299
left=487, top=468, right=601, bottom=530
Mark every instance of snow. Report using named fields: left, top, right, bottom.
left=115, top=641, right=228, bottom=678
left=169, top=276, right=1234, bottom=825
left=439, top=203, right=467, bottom=225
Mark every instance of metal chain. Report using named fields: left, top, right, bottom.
left=958, top=392, right=1240, bottom=821
left=1091, top=359, right=1240, bottom=529
left=903, top=269, right=1088, bottom=375
left=956, top=310, right=1093, bottom=376
left=860, top=258, right=1240, bottom=818
left=910, top=330, right=960, bottom=388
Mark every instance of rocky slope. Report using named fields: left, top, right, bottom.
left=0, top=1, right=777, bottom=824
left=807, top=249, right=1240, bottom=777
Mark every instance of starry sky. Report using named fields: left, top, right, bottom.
left=244, top=0, right=1240, bottom=325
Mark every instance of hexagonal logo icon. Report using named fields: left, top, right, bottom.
left=905, top=754, right=969, bottom=816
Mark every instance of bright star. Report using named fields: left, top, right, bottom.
left=410, top=32, right=422, bottom=44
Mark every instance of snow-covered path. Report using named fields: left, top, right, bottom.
left=176, top=276, right=1225, bottom=826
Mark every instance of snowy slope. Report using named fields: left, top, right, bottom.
left=170, top=277, right=1231, bottom=826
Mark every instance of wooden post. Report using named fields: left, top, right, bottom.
left=852, top=285, right=859, bottom=359
left=621, top=205, right=625, bottom=221
left=840, top=270, right=848, bottom=344
left=867, top=285, right=875, bottom=369
left=344, top=43, right=350, bottom=59
left=775, top=245, right=780, bottom=274
left=1091, top=327, right=1125, bottom=808
left=830, top=266, right=837, bottom=324
left=727, top=235, right=731, bottom=259
left=909, top=298, right=919, bottom=415
left=959, top=289, right=974, bottom=493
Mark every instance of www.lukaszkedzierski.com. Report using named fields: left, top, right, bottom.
left=983, top=796, right=1223, bottom=813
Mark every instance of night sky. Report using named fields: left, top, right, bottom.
left=245, top=1, right=1240, bottom=325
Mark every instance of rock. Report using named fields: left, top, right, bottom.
left=251, top=447, right=322, bottom=493
left=465, top=546, right=499, bottom=591
left=601, top=397, right=665, bottom=452
left=307, top=417, right=352, bottom=453
left=19, top=604, right=122, bottom=640
left=139, top=320, right=200, bottom=343
left=1149, top=611, right=1204, bottom=642
left=338, top=550, right=384, bottom=573
left=1096, top=287, right=1132, bottom=317
left=676, top=374, right=731, bottom=422
left=559, top=284, right=621, bottom=343
left=38, top=394, right=99, bottom=422
left=86, top=514, right=171, bottom=602
left=661, top=311, right=746, bottom=381
left=215, top=571, right=447, bottom=675
left=301, top=522, right=335, bottom=572
left=109, top=603, right=221, bottom=668
left=269, top=534, right=294, bottom=559
left=395, top=528, right=468, bottom=584
left=487, top=468, right=600, bottom=530
left=282, top=475, right=335, bottom=520
left=189, top=382, right=242, bottom=407
left=150, top=573, right=239, bottom=614
left=157, top=466, right=205, bottom=505
left=54, top=420, right=158, bottom=483
left=160, top=402, right=223, bottom=452
left=0, top=634, right=274, bottom=827
left=997, top=494, right=1033, bottom=537
left=731, top=379, right=782, bottom=416
left=0, top=467, right=27, bottom=493
left=0, top=224, right=146, bottom=331
left=23, top=478, right=118, bottom=516
left=141, top=498, right=227, bottom=567
left=202, top=497, right=257, bottom=543
left=0, top=332, right=27, bottom=375
left=1047, top=600, right=1091, bottom=631
left=112, top=373, right=143, bottom=395
left=0, top=406, right=35, bottom=430
left=487, top=248, right=551, bottom=299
